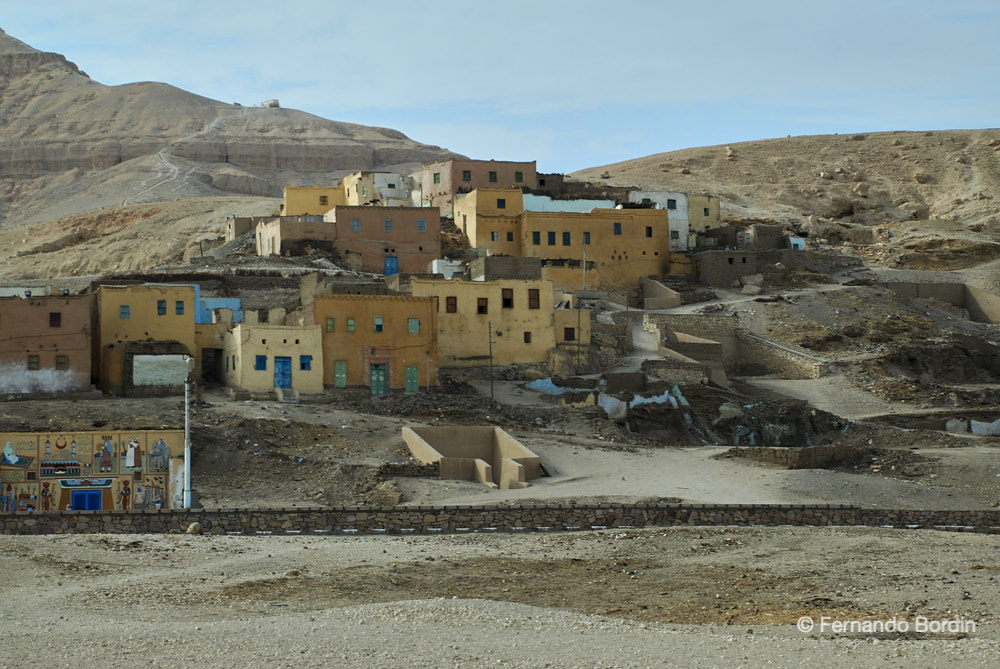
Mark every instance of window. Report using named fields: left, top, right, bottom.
left=563, top=232, right=571, bottom=246
left=175, top=301, right=184, bottom=315
left=55, top=355, right=69, bottom=370
left=667, top=198, right=677, bottom=210
left=614, top=222, right=622, bottom=235
left=384, top=220, right=392, bottom=232
left=417, top=219, right=426, bottom=232
left=491, top=231, right=499, bottom=242
left=523, top=332, right=532, bottom=343
left=670, top=231, right=680, bottom=239
left=462, top=170, right=471, bottom=182
left=502, top=288, right=513, bottom=309
left=373, top=316, right=384, bottom=332
left=583, top=232, right=591, bottom=245
left=27, top=355, right=39, bottom=371
left=642, top=197, right=652, bottom=205
left=119, top=305, right=130, bottom=320
left=515, top=171, right=523, bottom=183
left=433, top=172, right=441, bottom=184
left=347, top=318, right=356, bottom=332
left=254, top=355, right=266, bottom=371
left=564, top=327, right=576, bottom=342
left=387, top=183, right=395, bottom=189
left=49, top=312, right=61, bottom=328
left=497, top=198, right=506, bottom=209
left=488, top=171, right=497, bottom=182
left=532, top=231, right=540, bottom=246
left=300, top=355, right=312, bottom=371
left=477, top=298, right=488, bottom=314
left=408, top=318, right=421, bottom=334
left=446, top=296, right=457, bottom=313
left=325, top=317, right=335, bottom=332
left=363, top=186, right=367, bottom=197
left=157, top=300, right=166, bottom=315
left=528, top=289, right=540, bottom=309
left=704, top=207, right=711, bottom=217
left=506, top=232, right=514, bottom=242
left=646, top=226, right=653, bottom=238
left=319, top=195, right=328, bottom=206
left=351, top=218, right=360, bottom=232
left=547, top=231, right=556, bottom=246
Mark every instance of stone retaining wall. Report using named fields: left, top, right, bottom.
left=4, top=503, right=1000, bottom=536
left=735, top=333, right=829, bottom=379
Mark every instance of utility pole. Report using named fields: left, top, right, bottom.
left=183, top=356, right=195, bottom=509
left=487, top=320, right=495, bottom=403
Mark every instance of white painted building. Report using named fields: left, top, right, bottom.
left=628, top=190, right=689, bottom=251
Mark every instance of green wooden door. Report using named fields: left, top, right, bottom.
left=334, top=360, right=347, bottom=388
left=369, top=363, right=387, bottom=397
left=405, top=365, right=419, bottom=393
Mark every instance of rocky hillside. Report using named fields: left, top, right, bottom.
left=0, top=28, right=460, bottom=227
left=573, top=130, right=1000, bottom=239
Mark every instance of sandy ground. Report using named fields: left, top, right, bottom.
left=3, top=526, right=999, bottom=668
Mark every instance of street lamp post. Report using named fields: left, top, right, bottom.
left=183, top=355, right=195, bottom=509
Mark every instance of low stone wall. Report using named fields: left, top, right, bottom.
left=373, top=462, right=440, bottom=479
left=641, top=358, right=709, bottom=384
left=4, top=503, right=1000, bottom=535
left=736, top=333, right=829, bottom=379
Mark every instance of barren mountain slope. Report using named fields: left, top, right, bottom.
left=0, top=28, right=460, bottom=227
left=572, top=129, right=1000, bottom=234
left=0, top=196, right=278, bottom=280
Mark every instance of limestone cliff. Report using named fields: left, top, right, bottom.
left=0, top=28, right=461, bottom=227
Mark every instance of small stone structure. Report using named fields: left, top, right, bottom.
left=402, top=426, right=541, bottom=489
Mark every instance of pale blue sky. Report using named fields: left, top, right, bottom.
left=4, top=1, right=999, bottom=173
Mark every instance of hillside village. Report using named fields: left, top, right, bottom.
left=4, top=151, right=1000, bottom=515
left=6, top=25, right=1000, bottom=666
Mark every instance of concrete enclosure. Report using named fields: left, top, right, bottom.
left=402, top=426, right=541, bottom=489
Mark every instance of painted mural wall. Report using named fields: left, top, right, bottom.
left=0, top=430, right=184, bottom=512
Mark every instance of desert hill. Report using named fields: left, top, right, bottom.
left=572, top=129, right=1000, bottom=233
left=0, top=28, right=460, bottom=228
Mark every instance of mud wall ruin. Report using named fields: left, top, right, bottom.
left=644, top=313, right=828, bottom=380
left=876, top=281, right=1000, bottom=324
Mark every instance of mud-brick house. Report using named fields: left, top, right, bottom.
left=221, top=322, right=324, bottom=396
left=396, top=276, right=589, bottom=373
left=0, top=293, right=93, bottom=394
left=455, top=187, right=672, bottom=288
left=342, top=171, right=417, bottom=207
left=93, top=284, right=197, bottom=396
left=280, top=185, right=346, bottom=217
left=417, top=158, right=537, bottom=214
left=0, top=429, right=184, bottom=512
left=313, top=294, right=438, bottom=395
left=323, top=206, right=441, bottom=276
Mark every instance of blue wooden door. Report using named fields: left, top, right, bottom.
left=72, top=490, right=102, bottom=510
left=384, top=255, right=399, bottom=276
left=274, top=356, right=292, bottom=388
